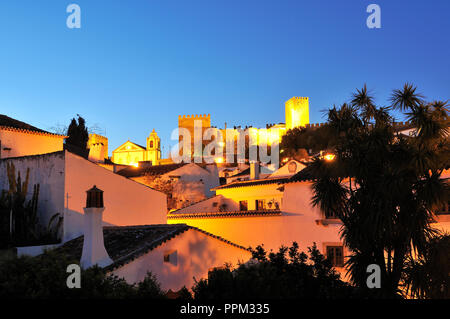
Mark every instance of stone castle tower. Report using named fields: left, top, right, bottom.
left=146, top=129, right=161, bottom=165
left=285, top=97, right=309, bottom=130
left=178, top=114, right=211, bottom=158
left=87, top=134, right=108, bottom=163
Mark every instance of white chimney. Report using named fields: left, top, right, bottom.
left=80, top=185, right=113, bottom=269
left=250, top=161, right=260, bottom=180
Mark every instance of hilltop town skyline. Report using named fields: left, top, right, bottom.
left=1, top=1, right=449, bottom=155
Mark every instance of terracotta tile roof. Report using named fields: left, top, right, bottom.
left=116, top=163, right=187, bottom=178
left=231, top=168, right=250, bottom=177
left=212, top=176, right=289, bottom=190
left=284, top=165, right=317, bottom=183
left=54, top=224, right=249, bottom=271
left=0, top=114, right=66, bottom=137
left=168, top=209, right=282, bottom=219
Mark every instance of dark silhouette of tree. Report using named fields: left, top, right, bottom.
left=310, top=84, right=449, bottom=298
left=66, top=115, right=89, bottom=149
left=0, top=249, right=166, bottom=299
left=403, top=234, right=450, bottom=299
left=192, top=243, right=355, bottom=299
left=280, top=124, right=335, bottom=159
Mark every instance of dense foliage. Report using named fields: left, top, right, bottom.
left=0, top=250, right=167, bottom=299
left=192, top=243, right=356, bottom=299
left=403, top=234, right=450, bottom=298
left=281, top=125, right=335, bottom=159
left=0, top=163, right=61, bottom=249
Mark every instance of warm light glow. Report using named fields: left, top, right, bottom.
left=324, top=154, right=335, bottom=161
left=132, top=162, right=139, bottom=167
left=282, top=157, right=289, bottom=163
left=214, top=157, right=224, bottom=164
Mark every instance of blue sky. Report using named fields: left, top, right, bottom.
left=0, top=0, right=449, bottom=157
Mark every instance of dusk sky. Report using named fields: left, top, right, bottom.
left=0, top=0, right=449, bottom=157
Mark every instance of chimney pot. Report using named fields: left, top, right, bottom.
left=86, top=185, right=104, bottom=208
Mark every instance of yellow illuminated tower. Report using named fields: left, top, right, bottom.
left=285, top=97, right=309, bottom=129
left=146, top=129, right=161, bottom=165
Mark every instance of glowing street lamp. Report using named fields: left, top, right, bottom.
left=324, top=153, right=335, bottom=161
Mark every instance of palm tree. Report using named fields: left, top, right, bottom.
left=403, top=234, right=450, bottom=299
left=310, top=84, right=449, bottom=298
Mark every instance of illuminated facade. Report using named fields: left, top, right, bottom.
left=177, top=96, right=309, bottom=160
left=285, top=97, right=309, bottom=130
left=87, top=134, right=108, bottom=159
left=112, top=129, right=161, bottom=166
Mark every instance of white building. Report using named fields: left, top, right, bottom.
left=0, top=114, right=65, bottom=159
left=117, top=162, right=220, bottom=209
left=0, top=150, right=167, bottom=242
left=168, top=164, right=450, bottom=277
left=57, top=223, right=252, bottom=291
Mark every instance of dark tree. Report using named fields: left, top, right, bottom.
left=403, top=234, right=450, bottom=299
left=0, top=250, right=166, bottom=299
left=66, top=115, right=89, bottom=149
left=280, top=124, right=336, bottom=160
left=192, top=243, right=356, bottom=299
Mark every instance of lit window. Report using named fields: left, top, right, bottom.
left=255, top=200, right=265, bottom=210
left=326, top=246, right=344, bottom=267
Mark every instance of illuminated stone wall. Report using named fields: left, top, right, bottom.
left=87, top=134, right=108, bottom=159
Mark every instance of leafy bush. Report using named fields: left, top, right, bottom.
left=192, top=243, right=356, bottom=299
left=0, top=250, right=166, bottom=299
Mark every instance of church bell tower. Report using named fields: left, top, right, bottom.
left=146, top=129, right=161, bottom=165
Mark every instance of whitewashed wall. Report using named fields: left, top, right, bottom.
left=168, top=182, right=345, bottom=268
left=0, top=129, right=64, bottom=159
left=64, top=151, right=167, bottom=241
left=162, top=163, right=219, bottom=197
left=0, top=151, right=65, bottom=230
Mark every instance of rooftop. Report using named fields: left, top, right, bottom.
left=0, top=114, right=66, bottom=138
left=116, top=163, right=188, bottom=178
left=168, top=209, right=282, bottom=219
left=54, top=224, right=249, bottom=271
left=212, top=176, right=290, bottom=190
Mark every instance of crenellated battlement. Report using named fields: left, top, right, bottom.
left=303, top=121, right=413, bottom=129
left=178, top=114, right=211, bottom=120
left=304, top=122, right=326, bottom=128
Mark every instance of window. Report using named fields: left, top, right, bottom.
left=437, top=200, right=450, bottom=215
left=255, top=200, right=265, bottom=210
left=326, top=246, right=344, bottom=267
left=325, top=210, right=338, bottom=219
left=164, top=250, right=177, bottom=266
left=239, top=201, right=248, bottom=211
left=150, top=140, right=154, bottom=148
